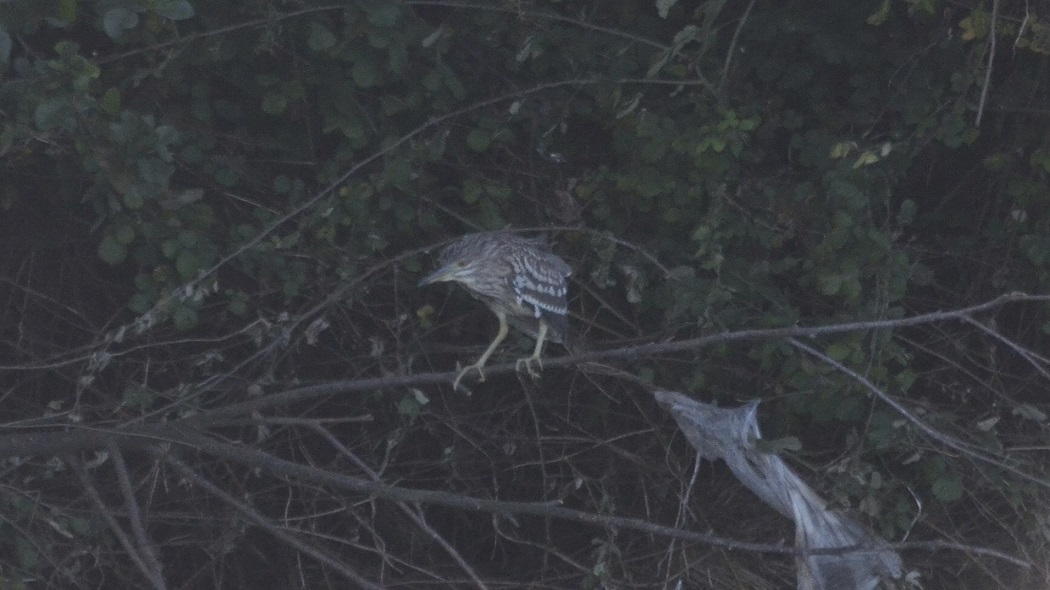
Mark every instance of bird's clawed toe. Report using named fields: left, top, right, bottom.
left=515, top=355, right=543, bottom=379
left=453, top=362, right=486, bottom=390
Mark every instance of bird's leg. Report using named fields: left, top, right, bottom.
left=454, top=311, right=509, bottom=390
left=515, top=320, right=547, bottom=379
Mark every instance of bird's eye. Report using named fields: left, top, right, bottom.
left=455, top=260, right=467, bottom=268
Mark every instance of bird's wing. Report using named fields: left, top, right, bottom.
left=542, top=251, right=572, bottom=277
left=510, top=250, right=570, bottom=319
left=513, top=234, right=572, bottom=277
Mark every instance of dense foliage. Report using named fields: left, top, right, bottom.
left=1, top=0, right=1049, bottom=587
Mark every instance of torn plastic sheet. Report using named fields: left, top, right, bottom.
left=654, top=390, right=903, bottom=590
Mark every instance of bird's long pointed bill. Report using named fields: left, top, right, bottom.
left=418, top=266, right=455, bottom=287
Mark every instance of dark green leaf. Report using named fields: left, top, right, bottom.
left=33, top=98, right=70, bottom=130
left=227, top=292, right=248, bottom=316
left=136, top=158, right=173, bottom=185
left=898, top=199, right=917, bottom=225
left=867, top=0, right=891, bottom=25
left=308, top=22, right=336, bottom=51
left=818, top=274, right=843, bottom=296
left=154, top=0, right=194, bottom=20
left=57, top=0, right=78, bottom=24
left=365, top=3, right=400, bottom=27
left=931, top=476, right=963, bottom=503
left=351, top=60, right=378, bottom=88
left=101, top=87, right=121, bottom=115
left=462, top=180, right=482, bottom=204
left=154, top=125, right=179, bottom=148
left=121, top=186, right=144, bottom=209
left=161, top=239, right=179, bottom=258
left=102, top=8, right=138, bottom=39
left=466, top=128, right=490, bottom=152
left=384, top=157, right=412, bottom=187
left=214, top=167, right=237, bottom=187
left=273, top=175, right=291, bottom=193
left=825, top=341, right=853, bottom=361
left=176, top=249, right=199, bottom=279
left=172, top=304, right=198, bottom=330
left=98, top=234, right=127, bottom=265
left=261, top=92, right=287, bottom=114
left=18, top=537, right=40, bottom=571
left=114, top=224, right=135, bottom=244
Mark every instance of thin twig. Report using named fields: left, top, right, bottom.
left=963, top=316, right=1050, bottom=381
left=309, top=424, right=491, bottom=590
left=4, top=293, right=1048, bottom=458
left=718, top=0, right=757, bottom=96
left=405, top=0, right=669, bottom=50
left=1014, top=0, right=1030, bottom=51
left=536, top=225, right=680, bottom=280
left=107, top=441, right=168, bottom=590
left=160, top=452, right=386, bottom=590
left=95, top=1, right=672, bottom=67
left=790, top=338, right=1048, bottom=492
left=163, top=427, right=1033, bottom=568
left=172, top=292, right=1050, bottom=430
left=95, top=6, right=345, bottom=65
left=69, top=457, right=165, bottom=590
left=662, top=452, right=703, bottom=582
left=975, top=0, right=999, bottom=126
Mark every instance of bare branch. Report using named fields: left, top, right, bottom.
left=160, top=451, right=386, bottom=590
left=107, top=441, right=167, bottom=590
left=718, top=0, right=757, bottom=95
left=963, top=316, right=1050, bottom=381
left=70, top=457, right=165, bottom=589
left=3, top=292, right=1048, bottom=457
left=160, top=427, right=1031, bottom=568
left=790, top=338, right=1049, bottom=490
left=309, top=424, right=491, bottom=590
left=975, top=0, right=999, bottom=126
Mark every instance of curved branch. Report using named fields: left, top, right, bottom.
left=70, top=457, right=164, bottom=589
left=188, top=291, right=1050, bottom=426
left=0, top=403, right=1035, bottom=570
left=166, top=427, right=1030, bottom=568
left=308, top=423, right=490, bottom=590
left=975, top=0, right=999, bottom=126
left=96, top=1, right=673, bottom=66
left=403, top=0, right=670, bottom=51
left=108, top=441, right=167, bottom=590
left=789, top=339, right=1049, bottom=491
left=2, top=292, right=1048, bottom=457
left=161, top=452, right=385, bottom=590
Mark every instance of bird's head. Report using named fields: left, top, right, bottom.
left=418, top=258, right=472, bottom=286
left=418, top=239, right=486, bottom=287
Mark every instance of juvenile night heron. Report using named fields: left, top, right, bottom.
left=418, top=231, right=571, bottom=389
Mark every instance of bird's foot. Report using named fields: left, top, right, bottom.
left=453, top=362, right=486, bottom=390
left=515, top=355, right=543, bottom=379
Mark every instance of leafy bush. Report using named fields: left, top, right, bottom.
left=1, top=0, right=1048, bottom=588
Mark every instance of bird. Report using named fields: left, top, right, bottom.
left=418, top=231, right=572, bottom=390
